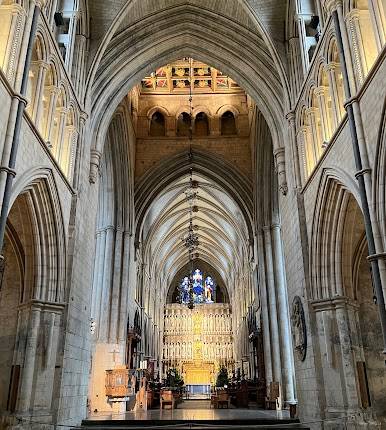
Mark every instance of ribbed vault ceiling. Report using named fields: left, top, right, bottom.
left=141, top=173, right=250, bottom=300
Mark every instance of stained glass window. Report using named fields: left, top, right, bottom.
left=179, top=269, right=215, bottom=304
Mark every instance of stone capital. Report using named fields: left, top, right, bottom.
left=325, top=62, right=339, bottom=72
left=305, top=106, right=318, bottom=117
left=346, top=8, right=361, bottom=21
left=89, top=148, right=102, bottom=184
left=314, top=86, right=327, bottom=98
left=322, top=0, right=343, bottom=14
left=285, top=110, right=296, bottom=124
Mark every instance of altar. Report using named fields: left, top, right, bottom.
left=183, top=360, right=214, bottom=386
left=185, top=384, right=211, bottom=396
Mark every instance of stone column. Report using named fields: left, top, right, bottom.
left=54, top=107, right=68, bottom=162
left=271, top=224, right=296, bottom=404
left=44, top=87, right=59, bottom=144
left=48, top=0, right=58, bottom=28
left=75, top=34, right=87, bottom=97
left=334, top=298, right=361, bottom=411
left=18, top=306, right=41, bottom=412
left=66, top=126, right=78, bottom=179
left=91, top=229, right=105, bottom=324
left=263, top=227, right=282, bottom=385
left=273, top=147, right=288, bottom=195
left=65, top=12, right=78, bottom=71
left=295, top=14, right=309, bottom=75
left=346, top=9, right=367, bottom=85
left=109, top=228, right=123, bottom=342
left=314, top=86, right=332, bottom=143
left=288, top=37, right=302, bottom=100
left=32, top=60, right=48, bottom=127
left=368, top=0, right=386, bottom=48
left=99, top=226, right=115, bottom=342
left=286, top=111, right=302, bottom=189
left=325, top=62, right=342, bottom=129
left=335, top=4, right=359, bottom=92
left=305, top=107, right=322, bottom=161
left=118, top=232, right=132, bottom=341
left=297, top=126, right=309, bottom=182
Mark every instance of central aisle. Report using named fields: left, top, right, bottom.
left=86, top=400, right=291, bottom=421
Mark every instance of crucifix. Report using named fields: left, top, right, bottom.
left=109, top=347, right=120, bottom=365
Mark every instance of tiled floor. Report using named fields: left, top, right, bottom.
left=90, top=400, right=290, bottom=421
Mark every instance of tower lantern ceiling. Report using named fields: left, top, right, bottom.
left=141, top=58, right=244, bottom=95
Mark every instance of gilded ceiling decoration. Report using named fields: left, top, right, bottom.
left=141, top=58, right=244, bottom=94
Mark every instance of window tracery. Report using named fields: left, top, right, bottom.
left=179, top=269, right=216, bottom=304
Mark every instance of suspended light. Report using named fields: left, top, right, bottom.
left=179, top=79, right=198, bottom=309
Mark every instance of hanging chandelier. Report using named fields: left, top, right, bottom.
left=179, top=78, right=197, bottom=309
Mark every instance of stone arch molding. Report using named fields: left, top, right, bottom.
left=373, top=95, right=386, bottom=245
left=310, top=167, right=362, bottom=301
left=8, top=168, right=67, bottom=303
left=85, top=0, right=289, bottom=102
left=146, top=106, right=170, bottom=119
left=85, top=3, right=290, bottom=172
left=217, top=105, right=240, bottom=118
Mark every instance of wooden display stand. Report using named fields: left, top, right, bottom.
left=105, top=366, right=130, bottom=397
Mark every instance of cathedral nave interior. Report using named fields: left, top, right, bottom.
left=0, top=1, right=386, bottom=429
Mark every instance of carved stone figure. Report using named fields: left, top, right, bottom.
left=291, top=296, right=307, bottom=361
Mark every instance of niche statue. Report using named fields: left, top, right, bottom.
left=291, top=296, right=307, bottom=361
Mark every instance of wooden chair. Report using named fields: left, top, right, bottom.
left=160, top=390, right=175, bottom=409
left=210, top=393, right=219, bottom=409
left=217, top=391, right=230, bottom=408
left=265, top=382, right=280, bottom=410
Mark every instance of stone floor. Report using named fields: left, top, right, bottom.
left=89, top=400, right=291, bottom=421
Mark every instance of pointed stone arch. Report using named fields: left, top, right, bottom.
left=0, top=170, right=67, bottom=415
left=310, top=168, right=362, bottom=300
left=9, top=168, right=67, bottom=302
left=86, top=4, right=288, bottom=165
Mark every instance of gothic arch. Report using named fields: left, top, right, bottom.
left=146, top=106, right=170, bottom=119
left=175, top=106, right=191, bottom=120
left=86, top=4, right=288, bottom=163
left=310, top=168, right=361, bottom=300
left=9, top=169, right=67, bottom=303
left=216, top=105, right=240, bottom=118
left=193, top=106, right=212, bottom=119
left=85, top=0, right=289, bottom=104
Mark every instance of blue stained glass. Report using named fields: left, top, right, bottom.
left=180, top=269, right=215, bottom=304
